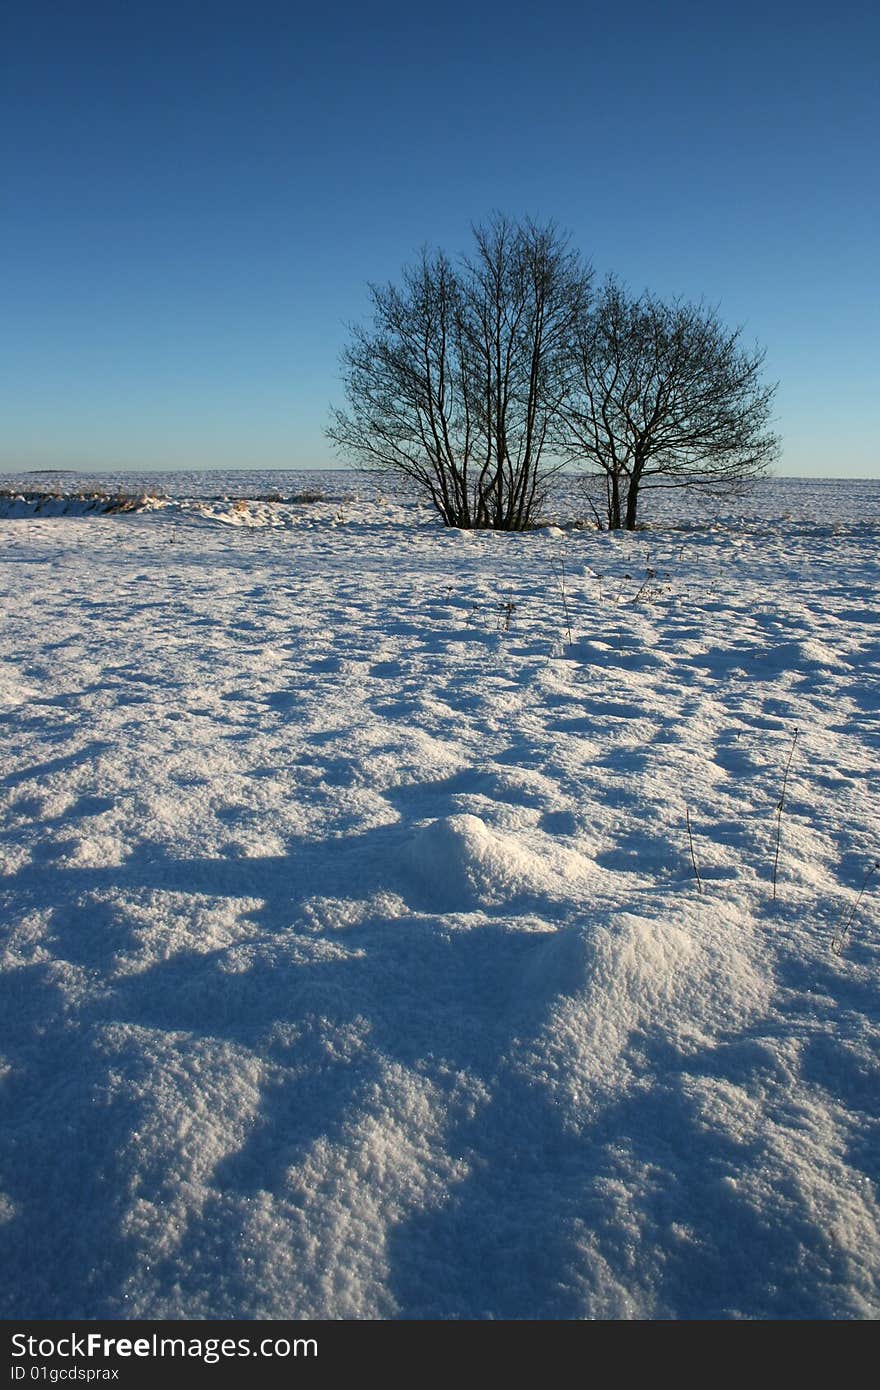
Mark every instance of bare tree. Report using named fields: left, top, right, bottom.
left=328, top=216, right=591, bottom=530
left=562, top=278, right=780, bottom=530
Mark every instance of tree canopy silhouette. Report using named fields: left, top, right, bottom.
left=329, top=222, right=778, bottom=531
left=328, top=215, right=590, bottom=530
left=562, top=279, right=779, bottom=529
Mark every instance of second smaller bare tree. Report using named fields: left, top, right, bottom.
left=561, top=278, right=780, bottom=530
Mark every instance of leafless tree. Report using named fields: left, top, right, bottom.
left=328, top=216, right=591, bottom=529
left=561, top=278, right=780, bottom=530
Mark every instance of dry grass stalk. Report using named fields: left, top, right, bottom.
left=772, top=726, right=799, bottom=900
left=686, top=807, right=703, bottom=894
left=831, top=861, right=879, bottom=957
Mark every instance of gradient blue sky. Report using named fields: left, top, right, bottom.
left=3, top=0, right=877, bottom=475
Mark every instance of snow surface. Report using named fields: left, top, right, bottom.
left=1, top=472, right=878, bottom=1320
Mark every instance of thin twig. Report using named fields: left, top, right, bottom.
left=771, top=726, right=799, bottom=900
left=686, top=807, right=703, bottom=895
left=552, top=557, right=573, bottom=645
left=831, top=861, right=880, bottom=957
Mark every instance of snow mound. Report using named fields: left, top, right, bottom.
left=404, top=813, right=590, bottom=910
left=516, top=921, right=598, bottom=1001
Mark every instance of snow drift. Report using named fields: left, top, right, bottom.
left=0, top=472, right=878, bottom=1320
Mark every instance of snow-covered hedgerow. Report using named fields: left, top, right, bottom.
left=0, top=489, right=154, bottom=517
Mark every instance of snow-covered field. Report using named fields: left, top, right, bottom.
left=1, top=471, right=878, bottom=1320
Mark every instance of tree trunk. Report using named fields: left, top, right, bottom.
left=624, top=465, right=643, bottom=530
left=607, top=472, right=622, bottom=529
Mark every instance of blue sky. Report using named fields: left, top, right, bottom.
left=3, top=1, right=877, bottom=476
